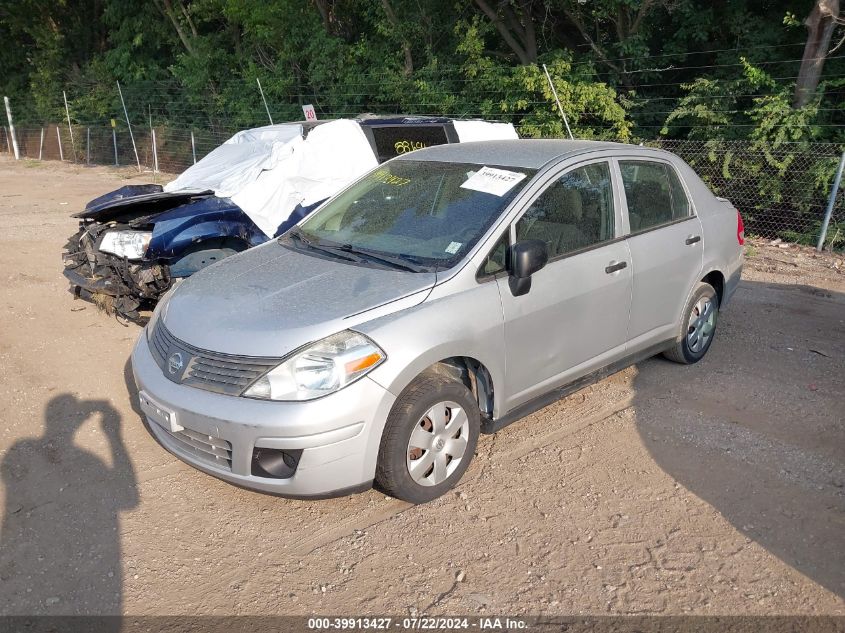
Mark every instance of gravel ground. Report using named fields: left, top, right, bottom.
left=0, top=156, right=842, bottom=616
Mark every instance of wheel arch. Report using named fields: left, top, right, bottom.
left=701, top=269, right=725, bottom=307
left=424, top=356, right=496, bottom=420
left=367, top=343, right=505, bottom=422
left=166, top=236, right=252, bottom=277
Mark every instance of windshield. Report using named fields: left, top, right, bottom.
left=294, top=160, right=536, bottom=271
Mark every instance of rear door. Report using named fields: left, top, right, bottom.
left=494, top=159, right=633, bottom=410
left=616, top=158, right=703, bottom=351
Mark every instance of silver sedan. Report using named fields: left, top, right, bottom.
left=132, top=139, right=744, bottom=503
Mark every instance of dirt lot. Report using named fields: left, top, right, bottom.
left=0, top=156, right=843, bottom=616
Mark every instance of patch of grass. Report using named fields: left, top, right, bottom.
left=745, top=245, right=759, bottom=258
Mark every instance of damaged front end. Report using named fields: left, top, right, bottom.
left=62, top=184, right=265, bottom=321
left=63, top=219, right=171, bottom=320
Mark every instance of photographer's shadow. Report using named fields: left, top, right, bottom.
left=0, top=394, right=139, bottom=614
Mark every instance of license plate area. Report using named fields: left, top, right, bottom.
left=139, top=391, right=183, bottom=433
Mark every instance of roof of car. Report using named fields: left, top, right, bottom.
left=396, top=139, right=651, bottom=169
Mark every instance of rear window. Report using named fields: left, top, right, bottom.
left=619, top=160, right=690, bottom=232
left=369, top=125, right=450, bottom=162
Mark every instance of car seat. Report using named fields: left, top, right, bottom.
left=630, top=180, right=672, bottom=230
left=520, top=185, right=589, bottom=256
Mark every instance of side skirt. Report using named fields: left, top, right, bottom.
left=481, top=340, right=675, bottom=435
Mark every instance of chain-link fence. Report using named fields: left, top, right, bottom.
left=650, top=140, right=845, bottom=248
left=2, top=121, right=844, bottom=250
left=1, top=123, right=232, bottom=174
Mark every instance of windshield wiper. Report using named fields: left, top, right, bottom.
left=284, top=229, right=427, bottom=272
left=283, top=229, right=362, bottom=263
left=336, top=245, right=428, bottom=273
left=283, top=227, right=307, bottom=244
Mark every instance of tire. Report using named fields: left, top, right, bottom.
left=663, top=281, right=719, bottom=364
left=375, top=373, right=480, bottom=504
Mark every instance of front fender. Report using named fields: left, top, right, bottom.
left=356, top=281, right=507, bottom=419
left=148, top=197, right=268, bottom=259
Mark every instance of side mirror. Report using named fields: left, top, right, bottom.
left=508, top=239, right=548, bottom=296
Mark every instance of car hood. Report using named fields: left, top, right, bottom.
left=75, top=185, right=214, bottom=223
left=161, top=240, right=436, bottom=357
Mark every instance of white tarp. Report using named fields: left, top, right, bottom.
left=164, top=118, right=518, bottom=238
left=164, top=124, right=303, bottom=197
left=230, top=120, right=378, bottom=237
left=453, top=120, right=519, bottom=142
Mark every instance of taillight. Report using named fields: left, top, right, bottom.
left=737, top=210, right=745, bottom=246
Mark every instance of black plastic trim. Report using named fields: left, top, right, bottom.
left=251, top=448, right=303, bottom=479
left=62, top=267, right=129, bottom=297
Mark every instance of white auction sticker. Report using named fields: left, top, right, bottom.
left=445, top=241, right=462, bottom=254
left=460, top=166, right=527, bottom=196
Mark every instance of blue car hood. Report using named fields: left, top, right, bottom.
left=162, top=240, right=436, bottom=357
left=84, top=184, right=164, bottom=212
left=75, top=185, right=213, bottom=220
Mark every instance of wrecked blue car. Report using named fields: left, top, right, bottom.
left=62, top=116, right=518, bottom=319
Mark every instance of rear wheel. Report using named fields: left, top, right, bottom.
left=375, top=374, right=479, bottom=504
left=663, top=282, right=719, bottom=364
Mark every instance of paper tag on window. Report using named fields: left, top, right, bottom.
left=445, top=241, right=462, bottom=254
left=460, top=166, right=527, bottom=197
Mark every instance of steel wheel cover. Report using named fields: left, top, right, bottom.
left=687, top=296, right=716, bottom=353
left=406, top=400, right=470, bottom=487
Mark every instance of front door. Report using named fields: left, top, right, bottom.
left=496, top=160, right=633, bottom=410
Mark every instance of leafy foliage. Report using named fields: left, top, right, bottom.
left=1, top=1, right=842, bottom=249
left=0, top=0, right=841, bottom=143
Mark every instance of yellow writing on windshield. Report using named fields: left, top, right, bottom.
left=369, top=169, right=411, bottom=186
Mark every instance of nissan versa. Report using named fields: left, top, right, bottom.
left=131, top=139, right=743, bottom=503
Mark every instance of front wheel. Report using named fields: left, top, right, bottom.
left=375, top=374, right=480, bottom=504
left=663, top=282, right=719, bottom=364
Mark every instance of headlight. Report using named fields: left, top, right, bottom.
left=99, top=230, right=152, bottom=260
left=243, top=330, right=385, bottom=401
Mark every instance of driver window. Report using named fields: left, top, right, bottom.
left=515, top=162, right=615, bottom=259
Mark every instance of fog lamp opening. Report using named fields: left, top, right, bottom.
left=251, top=448, right=303, bottom=479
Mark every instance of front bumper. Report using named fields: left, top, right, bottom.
left=63, top=266, right=132, bottom=297
left=131, top=333, right=396, bottom=497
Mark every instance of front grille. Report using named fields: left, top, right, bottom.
left=149, top=320, right=281, bottom=396
left=161, top=424, right=233, bottom=470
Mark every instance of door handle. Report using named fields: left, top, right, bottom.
left=685, top=235, right=701, bottom=245
left=605, top=261, right=628, bottom=274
